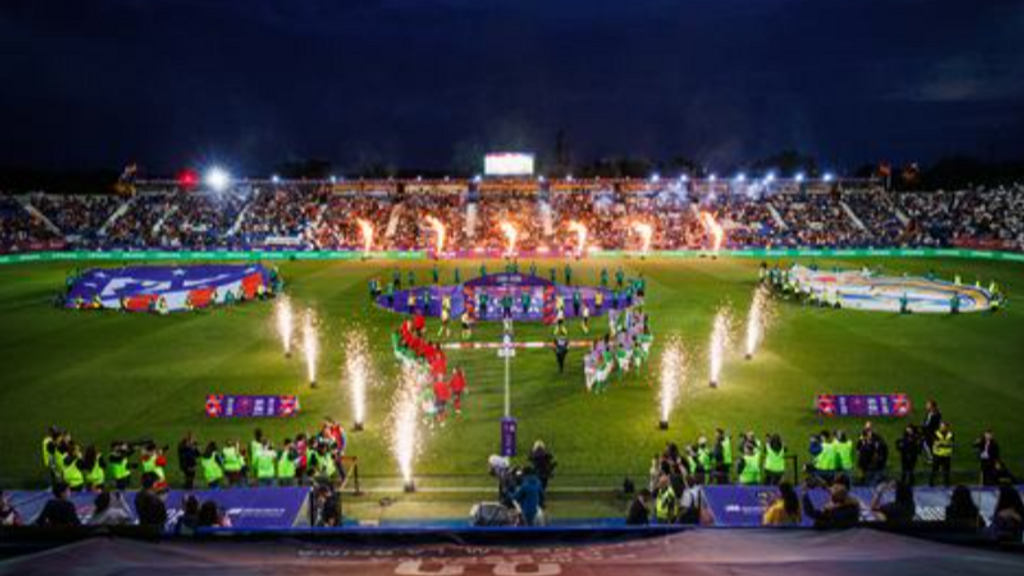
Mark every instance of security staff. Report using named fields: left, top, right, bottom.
left=277, top=439, right=298, bottom=487
left=763, top=434, right=786, bottom=486
left=930, top=422, right=954, bottom=487
left=200, top=442, right=224, bottom=489
left=738, top=444, right=763, bottom=486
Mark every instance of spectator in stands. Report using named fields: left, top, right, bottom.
left=175, top=494, right=201, bottom=535
left=945, top=485, right=983, bottom=530
left=990, top=485, right=1024, bottom=543
left=88, top=490, right=133, bottom=526
left=802, top=481, right=861, bottom=529
left=34, top=482, right=80, bottom=527
left=762, top=482, right=802, bottom=526
left=972, top=430, right=1001, bottom=486
left=0, top=490, right=23, bottom=526
left=513, top=466, right=544, bottom=526
left=625, top=489, right=653, bottom=526
left=197, top=500, right=232, bottom=529
left=134, top=472, right=167, bottom=528
left=870, top=480, right=916, bottom=527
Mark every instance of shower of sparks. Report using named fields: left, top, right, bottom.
left=709, top=306, right=732, bottom=388
left=567, top=221, right=588, bottom=257
left=302, top=309, right=318, bottom=386
left=699, top=211, right=725, bottom=254
left=631, top=221, right=654, bottom=255
left=275, top=296, right=294, bottom=357
left=344, top=330, right=372, bottom=427
left=390, top=366, right=426, bottom=488
left=424, top=215, right=447, bottom=255
left=659, top=336, right=686, bottom=426
left=745, top=285, right=773, bottom=359
left=356, top=218, right=374, bottom=256
left=500, top=221, right=519, bottom=257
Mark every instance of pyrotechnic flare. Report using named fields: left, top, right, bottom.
left=345, top=330, right=371, bottom=430
left=391, top=367, right=424, bottom=492
left=699, top=211, right=725, bottom=254
left=567, top=221, right=588, bottom=258
left=303, top=310, right=318, bottom=388
left=499, top=221, right=519, bottom=258
left=659, top=337, right=685, bottom=430
left=424, top=215, right=447, bottom=255
left=709, top=307, right=732, bottom=388
left=631, top=222, right=654, bottom=256
left=745, top=286, right=771, bottom=360
left=356, top=218, right=374, bottom=256
left=276, top=297, right=294, bottom=358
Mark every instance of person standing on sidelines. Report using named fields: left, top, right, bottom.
left=930, top=421, right=954, bottom=487
left=763, top=434, right=787, bottom=486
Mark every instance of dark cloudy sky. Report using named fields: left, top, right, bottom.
left=1, top=0, right=1022, bottom=174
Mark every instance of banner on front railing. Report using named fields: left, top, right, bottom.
left=205, top=394, right=300, bottom=418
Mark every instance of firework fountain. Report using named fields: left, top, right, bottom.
left=302, top=309, right=319, bottom=388
left=708, top=307, right=732, bottom=388
left=699, top=211, right=725, bottom=256
left=659, top=336, right=686, bottom=430
left=424, top=215, right=447, bottom=256
left=275, top=296, right=294, bottom=358
left=631, top=222, right=654, bottom=257
left=567, top=221, right=588, bottom=258
left=499, top=221, right=519, bottom=258
left=356, top=218, right=374, bottom=258
left=344, top=330, right=371, bottom=430
left=391, top=366, right=424, bottom=492
left=745, top=286, right=772, bottom=360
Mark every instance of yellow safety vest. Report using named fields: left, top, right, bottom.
left=933, top=430, right=954, bottom=457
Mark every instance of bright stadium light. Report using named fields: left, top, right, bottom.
left=735, top=172, right=747, bottom=183
left=270, top=174, right=281, bottom=184
left=765, top=172, right=776, bottom=184
left=204, top=167, right=231, bottom=192
left=329, top=175, right=338, bottom=184
left=566, top=174, right=574, bottom=182
left=823, top=172, right=835, bottom=182
left=651, top=173, right=661, bottom=183
left=795, top=172, right=806, bottom=183
left=679, top=174, right=689, bottom=183
left=473, top=174, right=482, bottom=183
left=709, top=173, right=718, bottom=182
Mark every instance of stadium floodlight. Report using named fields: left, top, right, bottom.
left=270, top=174, right=281, bottom=184
left=765, top=172, right=776, bottom=184
left=329, top=175, right=338, bottom=184
left=538, top=175, right=546, bottom=183
left=651, top=173, right=661, bottom=183
left=795, top=172, right=806, bottom=183
left=823, top=172, right=835, bottom=183
left=708, top=173, right=718, bottom=182
left=735, top=173, right=747, bottom=183
left=204, top=167, right=231, bottom=192
left=473, top=174, right=482, bottom=183
left=679, top=174, right=688, bottom=183
left=566, top=174, right=574, bottom=182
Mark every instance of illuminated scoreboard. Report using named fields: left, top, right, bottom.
left=484, top=152, right=535, bottom=177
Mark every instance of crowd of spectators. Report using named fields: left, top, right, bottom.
left=3, top=181, right=1024, bottom=253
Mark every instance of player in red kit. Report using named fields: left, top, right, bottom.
left=450, top=367, right=467, bottom=414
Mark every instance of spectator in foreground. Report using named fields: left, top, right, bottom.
left=513, top=466, right=544, bottom=527
left=197, top=500, right=232, bottom=529
left=870, top=481, right=916, bottom=526
left=626, top=489, right=653, bottom=526
left=945, top=485, right=983, bottom=530
left=88, top=490, right=133, bottom=526
left=802, top=482, right=860, bottom=529
left=763, top=482, right=802, bottom=526
left=175, top=495, right=201, bottom=536
left=134, top=472, right=167, bottom=528
left=1, top=490, right=23, bottom=526
left=34, top=482, right=80, bottom=527
left=991, top=485, right=1024, bottom=543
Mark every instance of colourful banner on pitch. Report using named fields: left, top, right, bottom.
left=206, top=394, right=300, bottom=418
left=816, top=393, right=910, bottom=417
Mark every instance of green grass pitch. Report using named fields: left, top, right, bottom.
left=1, top=256, right=1023, bottom=499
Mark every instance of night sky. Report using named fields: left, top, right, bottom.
left=2, top=0, right=1022, bottom=174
